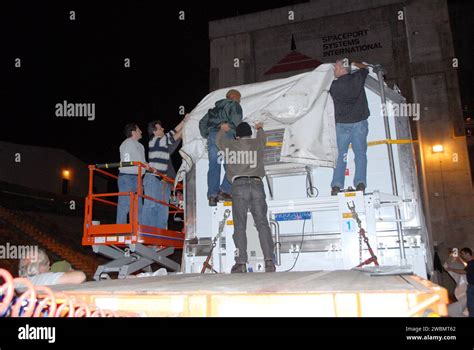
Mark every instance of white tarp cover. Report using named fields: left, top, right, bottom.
left=177, top=63, right=338, bottom=181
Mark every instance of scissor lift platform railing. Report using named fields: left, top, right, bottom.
left=82, top=162, right=185, bottom=280
left=51, top=270, right=448, bottom=317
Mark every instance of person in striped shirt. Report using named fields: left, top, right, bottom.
left=141, top=116, right=187, bottom=228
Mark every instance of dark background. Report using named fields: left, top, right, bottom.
left=1, top=0, right=472, bottom=165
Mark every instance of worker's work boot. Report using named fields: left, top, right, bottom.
left=217, top=191, right=232, bottom=201
left=208, top=196, right=218, bottom=206
left=331, top=186, right=341, bottom=196
left=264, top=260, right=276, bottom=273
left=355, top=183, right=366, bottom=194
left=230, top=263, right=247, bottom=273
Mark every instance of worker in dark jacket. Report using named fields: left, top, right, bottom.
left=217, top=121, right=276, bottom=273
left=330, top=58, right=370, bottom=196
left=199, top=89, right=243, bottom=206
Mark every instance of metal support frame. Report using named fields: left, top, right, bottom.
left=374, top=65, right=407, bottom=264
left=201, top=209, right=231, bottom=273
left=269, top=219, right=281, bottom=266
left=92, top=244, right=179, bottom=280
left=83, top=161, right=184, bottom=279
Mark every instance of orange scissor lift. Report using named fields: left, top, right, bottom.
left=82, top=161, right=185, bottom=280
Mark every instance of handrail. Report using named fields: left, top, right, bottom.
left=88, top=193, right=183, bottom=212
left=91, top=162, right=183, bottom=190
left=269, top=218, right=281, bottom=266
left=139, top=194, right=181, bottom=211
left=83, top=161, right=185, bottom=247
left=92, top=192, right=133, bottom=198
left=94, top=167, right=118, bottom=180
left=93, top=197, right=117, bottom=207
left=87, top=162, right=183, bottom=213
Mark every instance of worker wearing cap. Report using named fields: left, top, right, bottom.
left=216, top=121, right=276, bottom=273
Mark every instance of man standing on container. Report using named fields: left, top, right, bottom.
left=199, top=89, right=243, bottom=206
left=330, top=58, right=370, bottom=196
left=217, top=121, right=276, bottom=273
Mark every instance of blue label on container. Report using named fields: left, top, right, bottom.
left=274, top=211, right=312, bottom=221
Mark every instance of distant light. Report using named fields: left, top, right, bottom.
left=432, top=144, right=444, bottom=153
left=62, top=170, right=71, bottom=179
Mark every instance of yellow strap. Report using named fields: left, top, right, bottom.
left=367, top=139, right=416, bottom=147
left=265, top=139, right=416, bottom=148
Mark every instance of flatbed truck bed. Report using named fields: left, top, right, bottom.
left=51, top=270, right=448, bottom=317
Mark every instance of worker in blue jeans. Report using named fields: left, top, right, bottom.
left=329, top=59, right=370, bottom=195
left=207, top=130, right=233, bottom=203
left=331, top=120, right=368, bottom=193
left=199, top=89, right=243, bottom=206
left=117, top=123, right=146, bottom=224
left=142, top=118, right=185, bottom=228
left=142, top=173, right=171, bottom=228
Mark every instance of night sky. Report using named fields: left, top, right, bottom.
left=2, top=0, right=472, bottom=166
